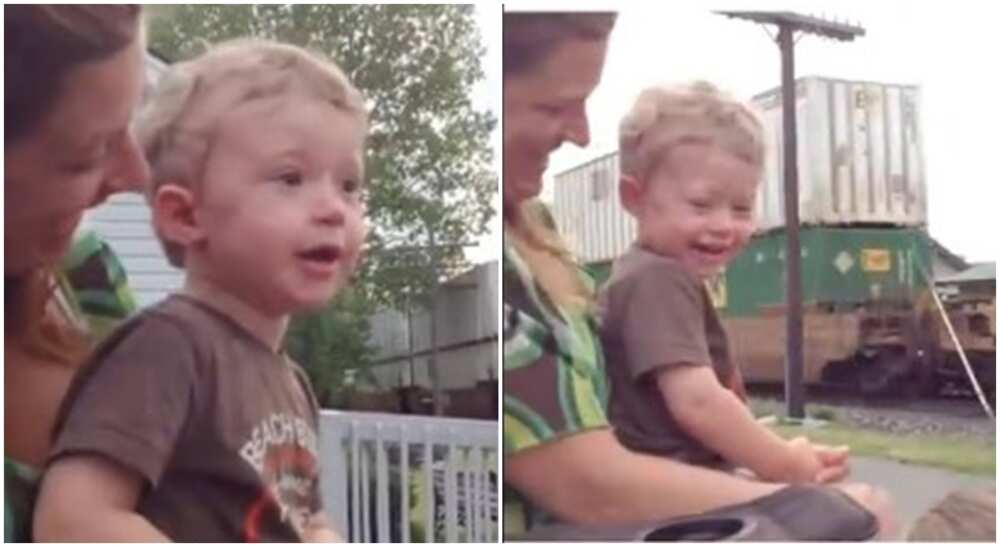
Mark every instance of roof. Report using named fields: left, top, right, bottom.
left=937, top=262, right=996, bottom=284
left=927, top=234, right=970, bottom=271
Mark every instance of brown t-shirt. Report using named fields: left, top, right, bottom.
left=598, top=245, right=734, bottom=465
left=50, top=295, right=324, bottom=542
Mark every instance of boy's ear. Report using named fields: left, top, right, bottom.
left=619, top=174, right=644, bottom=215
left=152, top=183, right=205, bottom=249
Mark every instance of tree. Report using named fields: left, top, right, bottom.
left=283, top=289, right=376, bottom=408
left=147, top=5, right=496, bottom=403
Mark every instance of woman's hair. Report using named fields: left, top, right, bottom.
left=4, top=5, right=143, bottom=363
left=507, top=200, right=592, bottom=312
left=5, top=5, right=143, bottom=145
left=619, top=81, right=766, bottom=182
left=907, top=488, right=995, bottom=541
left=503, top=12, right=617, bottom=77
left=503, top=12, right=616, bottom=311
left=136, top=39, right=368, bottom=267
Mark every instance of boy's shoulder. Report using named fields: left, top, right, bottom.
left=604, top=245, right=700, bottom=294
left=598, top=245, right=707, bottom=332
left=83, top=294, right=260, bottom=375
left=106, top=294, right=236, bottom=346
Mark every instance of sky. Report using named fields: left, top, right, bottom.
left=504, top=1, right=999, bottom=264
left=466, top=2, right=502, bottom=264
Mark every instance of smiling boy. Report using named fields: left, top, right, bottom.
left=598, top=82, right=847, bottom=484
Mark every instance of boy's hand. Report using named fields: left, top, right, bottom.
left=782, top=436, right=824, bottom=483
left=302, top=526, right=343, bottom=542
left=302, top=512, right=343, bottom=542
left=811, top=442, right=850, bottom=483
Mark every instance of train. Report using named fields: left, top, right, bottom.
left=553, top=76, right=993, bottom=403
left=585, top=226, right=995, bottom=402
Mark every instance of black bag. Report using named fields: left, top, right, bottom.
left=512, top=484, right=879, bottom=542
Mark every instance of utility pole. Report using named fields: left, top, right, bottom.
left=716, top=11, right=865, bottom=420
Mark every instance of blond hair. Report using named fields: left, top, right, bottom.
left=506, top=200, right=591, bottom=313
left=619, top=81, right=765, bottom=182
left=136, top=39, right=368, bottom=267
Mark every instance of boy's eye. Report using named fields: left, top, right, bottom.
left=275, top=171, right=304, bottom=187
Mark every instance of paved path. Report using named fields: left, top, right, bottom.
left=849, top=456, right=995, bottom=537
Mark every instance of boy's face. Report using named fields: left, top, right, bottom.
left=191, top=95, right=367, bottom=315
left=634, top=142, right=759, bottom=279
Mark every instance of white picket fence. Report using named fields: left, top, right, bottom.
left=319, top=410, right=498, bottom=542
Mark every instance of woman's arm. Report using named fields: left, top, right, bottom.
left=504, top=428, right=785, bottom=526
left=33, top=455, right=169, bottom=542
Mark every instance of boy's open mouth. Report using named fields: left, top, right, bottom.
left=691, top=242, right=728, bottom=257
left=297, top=245, right=341, bottom=264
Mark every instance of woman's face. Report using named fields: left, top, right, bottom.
left=4, top=38, right=150, bottom=275
left=503, top=37, right=609, bottom=207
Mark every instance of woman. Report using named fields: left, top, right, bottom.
left=5, top=5, right=150, bottom=541
left=501, top=11, right=895, bottom=540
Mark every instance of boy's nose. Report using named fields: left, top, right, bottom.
left=313, top=185, right=347, bottom=225
left=709, top=211, right=735, bottom=236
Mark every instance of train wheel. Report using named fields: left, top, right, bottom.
left=857, top=361, right=893, bottom=396
left=857, top=352, right=909, bottom=397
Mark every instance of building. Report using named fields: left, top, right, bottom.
left=366, top=261, right=498, bottom=390
left=936, top=262, right=996, bottom=300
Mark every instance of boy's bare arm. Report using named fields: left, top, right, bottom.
left=34, top=455, right=169, bottom=542
left=655, top=365, right=819, bottom=482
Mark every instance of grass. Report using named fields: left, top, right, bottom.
left=765, top=419, right=996, bottom=476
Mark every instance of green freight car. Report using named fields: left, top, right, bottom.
left=587, top=226, right=953, bottom=396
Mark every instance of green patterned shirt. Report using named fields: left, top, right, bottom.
left=502, top=238, right=610, bottom=536
left=4, top=230, right=137, bottom=542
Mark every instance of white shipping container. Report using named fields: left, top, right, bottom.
left=752, top=77, right=927, bottom=232
left=550, top=76, right=927, bottom=264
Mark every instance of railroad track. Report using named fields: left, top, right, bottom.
left=747, top=383, right=990, bottom=420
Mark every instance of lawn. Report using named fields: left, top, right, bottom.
left=764, top=418, right=995, bottom=476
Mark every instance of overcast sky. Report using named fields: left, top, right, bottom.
left=501, top=1, right=998, bottom=264
left=466, top=2, right=501, bottom=264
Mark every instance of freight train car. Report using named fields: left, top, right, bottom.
left=585, top=228, right=994, bottom=400
left=554, top=76, right=992, bottom=400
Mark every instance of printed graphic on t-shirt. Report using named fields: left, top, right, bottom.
left=239, top=412, right=320, bottom=541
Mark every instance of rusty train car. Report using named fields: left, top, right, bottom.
left=710, top=227, right=994, bottom=401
